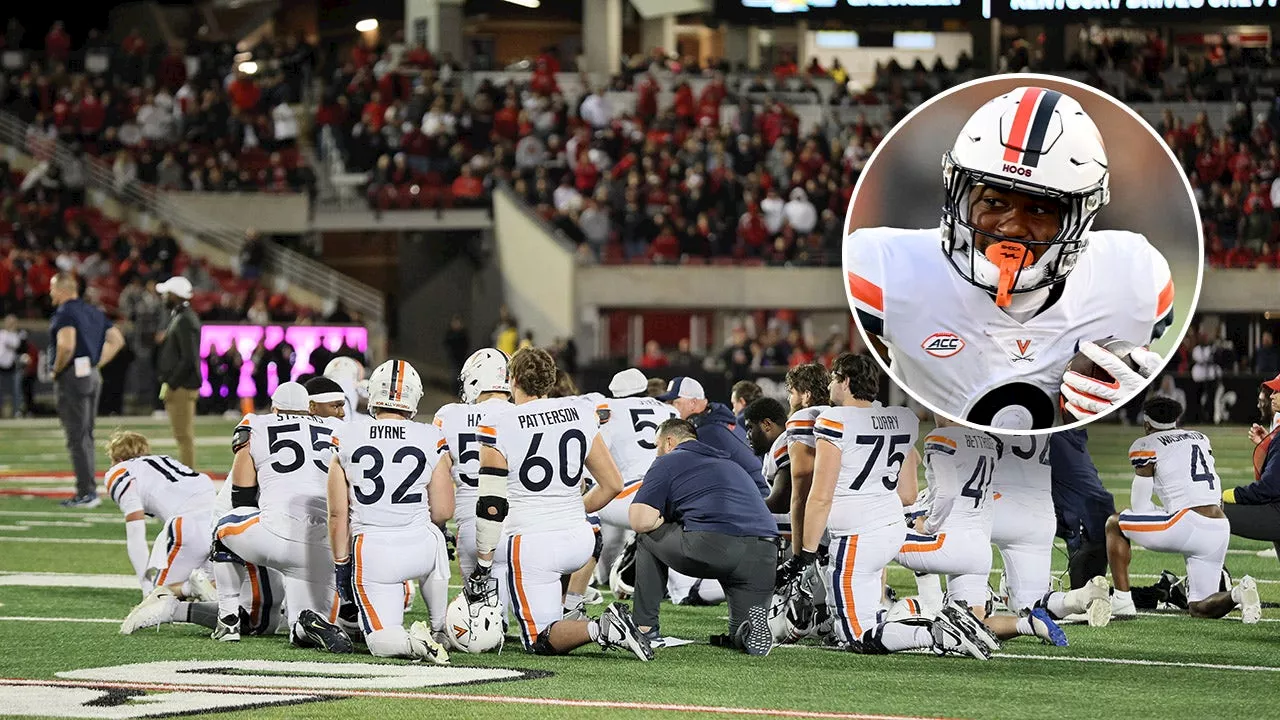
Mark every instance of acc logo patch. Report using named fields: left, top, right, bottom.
left=921, top=333, right=965, bottom=358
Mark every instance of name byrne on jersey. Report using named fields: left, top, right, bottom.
left=871, top=415, right=902, bottom=430
left=518, top=406, right=582, bottom=429
left=369, top=425, right=407, bottom=440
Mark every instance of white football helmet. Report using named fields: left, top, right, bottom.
left=459, top=348, right=510, bottom=404
left=609, top=537, right=637, bottom=599
left=940, top=86, right=1110, bottom=301
left=768, top=579, right=812, bottom=644
left=367, top=359, right=423, bottom=417
left=324, top=356, right=364, bottom=386
left=445, top=592, right=504, bottom=653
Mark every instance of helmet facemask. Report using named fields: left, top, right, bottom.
left=941, top=152, right=1108, bottom=305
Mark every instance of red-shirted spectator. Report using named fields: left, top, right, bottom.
left=737, top=203, right=769, bottom=254
left=26, top=256, right=54, bottom=299
left=530, top=56, right=559, bottom=96
left=45, top=22, right=71, bottom=65
left=636, top=74, right=658, bottom=123
left=77, top=91, right=104, bottom=137
left=1196, top=146, right=1225, bottom=184
left=1230, top=142, right=1256, bottom=185
left=452, top=166, right=485, bottom=203
left=227, top=73, right=261, bottom=112
left=638, top=340, right=669, bottom=369
left=806, top=58, right=827, bottom=77
left=773, top=53, right=798, bottom=80
left=121, top=29, right=147, bottom=57
left=402, top=42, right=433, bottom=68
left=351, top=42, right=374, bottom=69
left=673, top=82, right=694, bottom=124
left=51, top=92, right=73, bottom=130
left=362, top=91, right=388, bottom=132
left=493, top=98, right=520, bottom=141
left=159, top=46, right=187, bottom=92
left=649, top=226, right=680, bottom=262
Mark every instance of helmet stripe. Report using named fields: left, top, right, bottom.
left=1021, top=89, right=1062, bottom=168
left=1001, top=87, right=1044, bottom=165
left=394, top=360, right=405, bottom=401
left=388, top=360, right=400, bottom=402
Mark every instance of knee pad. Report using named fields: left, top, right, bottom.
left=856, top=625, right=890, bottom=655
left=592, top=529, right=603, bottom=562
left=476, top=495, right=509, bottom=521
left=529, top=623, right=561, bottom=656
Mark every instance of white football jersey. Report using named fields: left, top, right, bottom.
left=599, top=396, right=678, bottom=484
left=333, top=417, right=449, bottom=535
left=479, top=396, right=600, bottom=534
left=786, top=405, right=831, bottom=450
left=105, top=455, right=215, bottom=522
left=1129, top=429, right=1222, bottom=513
left=762, top=431, right=792, bottom=535
left=242, top=412, right=340, bottom=541
left=434, top=397, right=514, bottom=498
left=846, top=227, right=1174, bottom=429
left=814, top=403, right=919, bottom=535
left=990, top=433, right=1052, bottom=510
left=921, top=427, right=1001, bottom=535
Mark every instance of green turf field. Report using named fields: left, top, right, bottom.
left=0, top=417, right=1277, bottom=720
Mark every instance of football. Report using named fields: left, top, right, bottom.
left=1060, top=338, right=1141, bottom=414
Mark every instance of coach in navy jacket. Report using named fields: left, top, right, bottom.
left=629, top=418, right=778, bottom=655
left=1222, top=376, right=1280, bottom=559
left=658, top=376, right=764, bottom=484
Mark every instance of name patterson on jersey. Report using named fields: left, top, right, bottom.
left=871, top=415, right=902, bottom=430
left=368, top=425, right=407, bottom=440
left=518, top=406, right=582, bottom=429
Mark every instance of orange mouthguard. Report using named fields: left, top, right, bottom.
left=984, top=241, right=1032, bottom=307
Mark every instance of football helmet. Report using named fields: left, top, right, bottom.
left=768, top=577, right=813, bottom=644
left=940, top=86, right=1110, bottom=302
left=609, top=536, right=638, bottom=599
left=324, top=356, right=364, bottom=386
left=460, top=348, right=510, bottom=404
left=445, top=590, right=504, bottom=653
left=367, top=359, right=423, bottom=417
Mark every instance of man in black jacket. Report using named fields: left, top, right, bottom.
left=156, top=276, right=203, bottom=468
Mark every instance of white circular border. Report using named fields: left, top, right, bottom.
left=841, top=71, right=1206, bottom=437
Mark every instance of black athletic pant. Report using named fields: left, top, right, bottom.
left=633, top=524, right=776, bottom=641
left=1224, top=503, right=1280, bottom=559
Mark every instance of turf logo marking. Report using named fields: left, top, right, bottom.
left=0, top=683, right=325, bottom=718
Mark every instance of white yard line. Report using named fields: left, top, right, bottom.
left=0, top=616, right=121, bottom=624
left=0, top=536, right=125, bottom=545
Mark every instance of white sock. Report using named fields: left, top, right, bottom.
left=1015, top=616, right=1034, bottom=636
left=915, top=573, right=944, bottom=612
left=421, top=576, right=449, bottom=632
left=877, top=623, right=934, bottom=652
left=564, top=592, right=584, bottom=611
left=1113, top=590, right=1133, bottom=605
left=587, top=620, right=601, bottom=641
left=1044, top=591, right=1072, bottom=619
left=179, top=580, right=194, bottom=598
left=1231, top=584, right=1242, bottom=604
left=212, top=562, right=245, bottom=619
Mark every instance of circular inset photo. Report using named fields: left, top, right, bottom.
left=843, top=73, right=1203, bottom=434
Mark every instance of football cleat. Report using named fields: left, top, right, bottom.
left=1160, top=570, right=1189, bottom=611
left=336, top=603, right=365, bottom=644
left=186, top=569, right=217, bottom=603
left=942, top=599, right=1000, bottom=652
left=60, top=494, right=102, bottom=509
left=291, top=609, right=354, bottom=653
left=641, top=627, right=666, bottom=649
left=562, top=602, right=589, bottom=622
left=930, top=613, right=990, bottom=660
left=596, top=603, right=653, bottom=661
left=735, top=605, right=774, bottom=657
left=1077, top=576, right=1112, bottom=628
left=212, top=614, right=241, bottom=642
left=120, top=588, right=178, bottom=635
left=583, top=586, right=604, bottom=605
left=408, top=621, right=451, bottom=664
left=1237, top=576, right=1262, bottom=625
left=1028, top=608, right=1069, bottom=647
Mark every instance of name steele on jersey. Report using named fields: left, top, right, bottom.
left=922, top=332, right=965, bottom=358
left=517, top=406, right=582, bottom=429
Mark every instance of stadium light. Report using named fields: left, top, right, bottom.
left=356, top=18, right=379, bottom=32
left=238, top=61, right=259, bottom=75
left=503, top=0, right=541, bottom=7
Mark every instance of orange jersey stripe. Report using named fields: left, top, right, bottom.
left=816, top=418, right=843, bottom=430
left=1156, top=278, right=1175, bottom=319
left=1129, top=451, right=1156, bottom=458
left=106, top=467, right=128, bottom=493
left=923, top=435, right=957, bottom=449
left=616, top=482, right=644, bottom=499
left=354, top=535, right=383, bottom=631
left=478, top=426, right=497, bottom=437
left=216, top=516, right=260, bottom=539
left=847, top=272, right=884, bottom=313
left=512, top=535, right=538, bottom=639
left=155, top=517, right=184, bottom=586
left=247, top=563, right=263, bottom=628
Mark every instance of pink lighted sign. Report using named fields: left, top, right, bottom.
left=199, top=325, right=369, bottom=398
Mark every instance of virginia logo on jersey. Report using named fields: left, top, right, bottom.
left=1009, top=339, right=1036, bottom=364
left=922, top=332, right=965, bottom=358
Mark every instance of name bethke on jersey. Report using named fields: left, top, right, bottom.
left=872, top=415, right=901, bottom=430
left=369, top=425, right=407, bottom=440
left=966, top=434, right=1000, bottom=451
left=518, top=406, right=581, bottom=429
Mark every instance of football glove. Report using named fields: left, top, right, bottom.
left=1060, top=341, right=1162, bottom=420
left=439, top=523, right=457, bottom=561
left=465, top=565, right=497, bottom=604
left=334, top=557, right=355, bottom=606
left=775, top=550, right=817, bottom=591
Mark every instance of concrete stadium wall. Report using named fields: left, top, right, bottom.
left=1197, top=269, right=1280, bottom=314
left=491, top=186, right=577, bottom=347
left=576, top=266, right=845, bottom=310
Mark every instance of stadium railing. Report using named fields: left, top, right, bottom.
left=0, top=111, right=387, bottom=340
